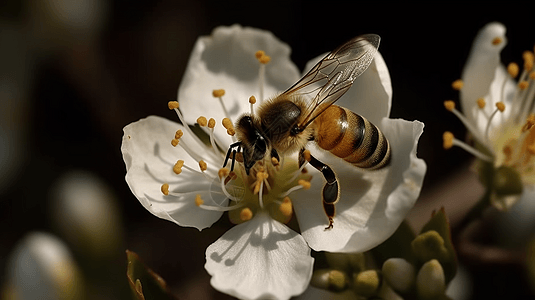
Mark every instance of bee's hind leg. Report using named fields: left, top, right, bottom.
left=298, top=148, right=340, bottom=230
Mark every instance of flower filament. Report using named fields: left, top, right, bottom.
left=160, top=49, right=313, bottom=224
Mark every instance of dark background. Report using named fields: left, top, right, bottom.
left=1, top=1, right=534, bottom=299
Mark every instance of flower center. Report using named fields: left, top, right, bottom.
left=159, top=49, right=313, bottom=225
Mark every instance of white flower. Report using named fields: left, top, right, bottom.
left=121, top=25, right=426, bottom=300
left=443, top=22, right=535, bottom=211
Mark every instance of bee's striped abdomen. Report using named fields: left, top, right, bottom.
left=314, top=105, right=390, bottom=169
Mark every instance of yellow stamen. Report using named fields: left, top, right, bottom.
left=222, top=118, right=235, bottom=136
left=173, top=160, right=184, bottom=174
left=240, top=208, right=253, bottom=221
left=195, top=194, right=204, bottom=206
left=522, top=114, right=535, bottom=132
left=279, top=197, right=293, bottom=217
left=492, top=37, right=503, bottom=45
left=171, top=139, right=179, bottom=147
left=298, top=179, right=311, bottom=190
left=496, top=102, right=505, bottom=112
left=197, top=116, right=207, bottom=127
left=443, top=131, right=454, bottom=149
left=249, top=95, right=257, bottom=104
left=444, top=100, right=456, bottom=111
left=222, top=118, right=233, bottom=129
left=477, top=98, right=486, bottom=109
left=451, top=79, right=463, bottom=91
left=519, top=81, right=529, bottom=90
left=271, top=157, right=279, bottom=166
left=523, top=51, right=534, bottom=71
left=175, top=130, right=183, bottom=139
left=199, top=160, right=207, bottom=172
left=507, top=62, right=519, bottom=78
left=212, top=89, right=225, bottom=98
left=259, top=55, right=271, bottom=64
left=255, top=50, right=265, bottom=59
left=218, top=168, right=230, bottom=179
left=167, top=101, right=179, bottom=110
left=161, top=183, right=169, bottom=195
left=208, top=118, right=216, bottom=129
left=303, top=149, right=312, bottom=162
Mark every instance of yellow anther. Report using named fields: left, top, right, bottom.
left=303, top=149, right=312, bottom=162
left=271, top=157, right=279, bottom=166
left=175, top=130, right=183, bottom=140
left=496, top=102, right=505, bottom=112
left=161, top=183, right=169, bottom=195
left=492, top=37, right=503, bottom=45
left=249, top=95, right=257, bottom=104
left=197, top=116, right=208, bottom=127
left=507, top=62, right=519, bottom=78
left=218, top=168, right=230, bottom=179
left=255, top=50, right=265, bottom=59
left=530, top=71, right=535, bottom=80
left=208, top=118, right=216, bottom=129
left=229, top=171, right=238, bottom=180
left=167, top=101, right=179, bottom=110
left=173, top=160, right=184, bottom=174
left=279, top=197, right=293, bottom=217
left=298, top=179, right=311, bottom=190
left=212, top=89, right=225, bottom=98
left=226, top=128, right=236, bottom=136
left=519, top=80, right=529, bottom=90
left=443, top=100, right=456, bottom=112
left=171, top=139, right=179, bottom=147
left=195, top=194, right=204, bottom=206
left=443, top=131, right=454, bottom=149
left=259, top=55, right=271, bottom=64
left=522, top=114, right=535, bottom=132
left=240, top=208, right=253, bottom=221
left=477, top=98, right=486, bottom=109
left=451, top=79, right=463, bottom=91
left=222, top=118, right=233, bottom=129
left=523, top=51, right=534, bottom=71
left=234, top=152, right=244, bottom=163
left=199, top=160, right=207, bottom=172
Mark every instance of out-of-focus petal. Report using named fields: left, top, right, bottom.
left=121, top=116, right=227, bottom=230
left=205, top=212, right=314, bottom=300
left=178, top=24, right=301, bottom=146
left=460, top=22, right=516, bottom=134
left=294, top=119, right=425, bottom=252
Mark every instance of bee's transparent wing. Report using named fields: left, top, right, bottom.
left=283, top=34, right=380, bottom=129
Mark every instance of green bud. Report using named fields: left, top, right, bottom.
left=416, top=259, right=445, bottom=299
left=411, top=230, right=449, bottom=263
left=325, top=252, right=366, bottom=273
left=310, top=269, right=348, bottom=292
left=382, top=258, right=415, bottom=293
left=353, top=270, right=381, bottom=297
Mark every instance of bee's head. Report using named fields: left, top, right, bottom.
left=236, top=115, right=268, bottom=174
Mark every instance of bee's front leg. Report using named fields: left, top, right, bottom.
left=299, top=148, right=340, bottom=230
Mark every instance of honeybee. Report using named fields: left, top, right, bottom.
left=224, top=34, right=390, bottom=229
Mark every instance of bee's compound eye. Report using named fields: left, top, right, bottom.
left=291, top=125, right=301, bottom=135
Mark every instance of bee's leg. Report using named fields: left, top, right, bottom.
left=299, top=148, right=339, bottom=230
left=223, top=141, right=242, bottom=170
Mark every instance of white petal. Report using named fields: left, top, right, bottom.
left=121, top=116, right=227, bottom=230
left=460, top=22, right=516, bottom=133
left=205, top=213, right=314, bottom=300
left=178, top=24, right=301, bottom=147
left=303, top=51, right=392, bottom=125
left=293, top=119, right=426, bottom=252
